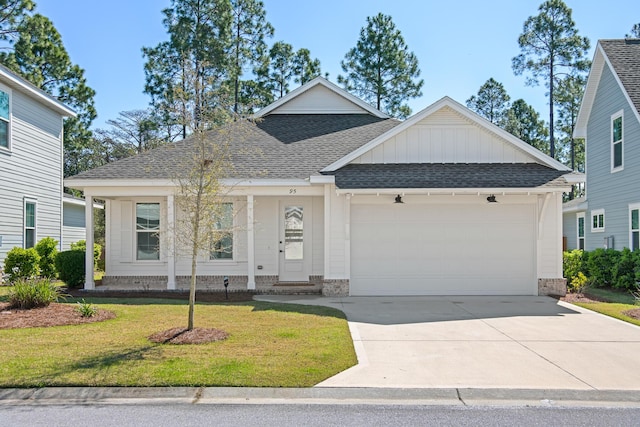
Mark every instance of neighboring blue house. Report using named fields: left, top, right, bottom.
left=0, top=64, right=78, bottom=268
left=563, top=39, right=640, bottom=251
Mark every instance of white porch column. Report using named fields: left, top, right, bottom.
left=344, top=193, right=351, bottom=280
left=247, top=195, right=256, bottom=290
left=84, top=194, right=95, bottom=290
left=323, top=184, right=332, bottom=279
left=166, top=194, right=176, bottom=290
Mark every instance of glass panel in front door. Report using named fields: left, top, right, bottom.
left=284, top=206, right=303, bottom=260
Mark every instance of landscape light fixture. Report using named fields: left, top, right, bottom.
left=394, top=194, right=404, bottom=204
left=486, top=194, right=498, bottom=203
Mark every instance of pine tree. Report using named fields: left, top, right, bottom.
left=338, top=13, right=423, bottom=119
left=504, top=99, right=549, bottom=154
left=466, top=78, right=511, bottom=125
left=512, top=0, right=590, bottom=159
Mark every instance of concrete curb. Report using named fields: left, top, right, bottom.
left=2, top=387, right=640, bottom=407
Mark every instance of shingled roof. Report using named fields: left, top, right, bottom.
left=325, top=163, right=572, bottom=189
left=66, top=114, right=400, bottom=181
left=600, top=39, right=640, bottom=114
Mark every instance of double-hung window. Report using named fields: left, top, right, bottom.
left=0, top=87, right=10, bottom=149
left=577, top=213, right=585, bottom=250
left=210, top=203, right=233, bottom=260
left=24, top=199, right=36, bottom=248
left=631, top=205, right=640, bottom=251
left=612, top=110, right=623, bottom=171
left=136, top=203, right=160, bottom=260
left=591, top=209, right=605, bottom=233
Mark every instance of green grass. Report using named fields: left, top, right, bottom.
left=584, top=287, right=636, bottom=305
left=573, top=302, right=640, bottom=327
left=0, top=298, right=356, bottom=387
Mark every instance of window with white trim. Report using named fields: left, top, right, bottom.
left=136, top=203, right=160, bottom=260
left=591, top=209, right=605, bottom=233
left=24, top=199, right=36, bottom=248
left=630, top=205, right=640, bottom=251
left=611, top=110, right=623, bottom=171
left=577, top=213, right=585, bottom=250
left=210, top=203, right=233, bottom=260
left=0, top=87, right=10, bottom=149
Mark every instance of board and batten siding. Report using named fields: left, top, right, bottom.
left=0, top=86, right=64, bottom=264
left=351, top=107, right=532, bottom=165
left=585, top=64, right=640, bottom=251
left=269, top=84, right=368, bottom=115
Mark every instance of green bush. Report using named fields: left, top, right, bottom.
left=3, top=247, right=40, bottom=282
left=585, top=248, right=619, bottom=288
left=70, top=240, right=101, bottom=269
left=54, top=250, right=85, bottom=288
left=611, top=248, right=640, bottom=290
left=75, top=299, right=98, bottom=318
left=569, top=272, right=590, bottom=294
left=8, top=278, right=65, bottom=309
left=563, top=249, right=586, bottom=285
left=34, top=237, right=58, bottom=279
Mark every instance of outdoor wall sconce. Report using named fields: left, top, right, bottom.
left=394, top=195, right=404, bottom=204
left=486, top=194, right=498, bottom=203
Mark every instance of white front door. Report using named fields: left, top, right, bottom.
left=279, top=199, right=311, bottom=282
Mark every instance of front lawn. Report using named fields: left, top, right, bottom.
left=568, top=287, right=640, bottom=327
left=0, top=297, right=356, bottom=387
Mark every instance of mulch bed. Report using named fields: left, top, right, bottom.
left=0, top=302, right=116, bottom=329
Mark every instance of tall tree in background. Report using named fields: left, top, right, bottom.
left=257, top=40, right=293, bottom=99
left=466, top=78, right=511, bottom=125
left=143, top=0, right=233, bottom=140
left=229, top=0, right=273, bottom=114
left=292, top=48, right=322, bottom=85
left=504, top=99, right=549, bottom=154
left=0, top=13, right=97, bottom=177
left=555, top=74, right=586, bottom=171
left=94, top=109, right=164, bottom=158
left=338, top=13, right=423, bottom=119
left=512, top=0, right=590, bottom=159
left=0, top=0, right=33, bottom=42
left=627, top=23, right=640, bottom=38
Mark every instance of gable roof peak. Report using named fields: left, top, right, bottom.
left=253, top=76, right=389, bottom=119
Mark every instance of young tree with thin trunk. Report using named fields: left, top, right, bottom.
left=466, top=78, right=511, bottom=125
left=338, top=13, right=423, bottom=119
left=512, top=0, right=590, bottom=160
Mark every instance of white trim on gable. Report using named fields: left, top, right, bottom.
left=253, top=77, right=389, bottom=118
left=322, top=96, right=571, bottom=173
left=575, top=41, right=640, bottom=139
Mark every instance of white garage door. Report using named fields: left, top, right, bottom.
left=350, top=201, right=537, bottom=295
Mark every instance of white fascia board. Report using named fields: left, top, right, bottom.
left=335, top=186, right=571, bottom=195
left=224, top=178, right=313, bottom=187
left=253, top=77, right=389, bottom=118
left=0, top=67, right=76, bottom=117
left=563, top=203, right=588, bottom=214
left=322, top=96, right=571, bottom=172
left=574, top=44, right=605, bottom=139
left=562, top=172, right=586, bottom=184
left=62, top=197, right=104, bottom=209
left=64, top=178, right=176, bottom=189
left=309, top=175, right=335, bottom=184
left=66, top=178, right=318, bottom=192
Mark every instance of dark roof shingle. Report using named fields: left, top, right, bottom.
left=66, top=114, right=400, bottom=181
left=600, top=39, right=640, bottom=114
left=324, top=163, right=571, bottom=189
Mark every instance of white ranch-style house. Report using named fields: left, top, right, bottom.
left=66, top=78, right=581, bottom=296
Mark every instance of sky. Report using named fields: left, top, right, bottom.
left=34, top=0, right=639, bottom=130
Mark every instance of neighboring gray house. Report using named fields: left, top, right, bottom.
left=564, top=39, right=640, bottom=251
left=0, top=64, right=76, bottom=267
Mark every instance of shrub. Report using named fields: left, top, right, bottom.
left=8, top=278, right=64, bottom=309
left=34, top=237, right=58, bottom=279
left=55, top=250, right=85, bottom=288
left=563, top=250, right=586, bottom=284
left=70, top=240, right=102, bottom=269
left=75, top=299, right=97, bottom=318
left=611, top=248, right=640, bottom=290
left=3, top=247, right=40, bottom=282
left=569, top=272, right=590, bottom=294
left=585, top=248, right=619, bottom=288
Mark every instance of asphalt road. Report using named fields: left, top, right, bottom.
left=2, top=403, right=640, bottom=427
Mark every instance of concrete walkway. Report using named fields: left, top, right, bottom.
left=255, top=295, right=640, bottom=390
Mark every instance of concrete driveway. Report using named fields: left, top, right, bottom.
left=255, top=295, right=640, bottom=390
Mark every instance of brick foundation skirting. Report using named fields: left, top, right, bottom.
left=538, top=278, right=567, bottom=297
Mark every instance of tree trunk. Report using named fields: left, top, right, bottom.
left=549, top=65, right=555, bottom=159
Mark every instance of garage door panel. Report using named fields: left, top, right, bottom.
left=351, top=202, right=536, bottom=296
